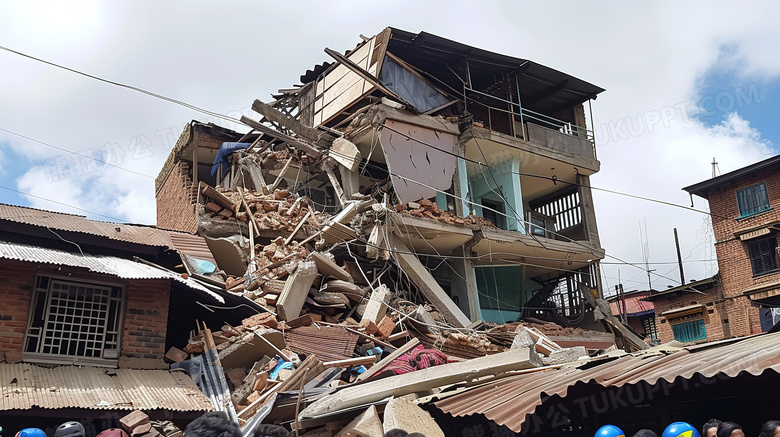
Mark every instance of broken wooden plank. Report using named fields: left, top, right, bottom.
left=252, top=99, right=335, bottom=149
left=300, top=348, right=532, bottom=418
left=362, top=284, right=390, bottom=324
left=390, top=239, right=471, bottom=328
left=200, top=181, right=236, bottom=211
left=276, top=261, right=319, bottom=321
left=285, top=210, right=312, bottom=246
left=355, top=338, right=420, bottom=382
left=311, top=252, right=353, bottom=283
left=324, top=47, right=411, bottom=108
left=240, top=115, right=322, bottom=157
left=322, top=355, right=377, bottom=368
left=270, top=156, right=294, bottom=192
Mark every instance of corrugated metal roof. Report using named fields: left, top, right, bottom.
left=0, top=240, right=224, bottom=303
left=0, top=363, right=211, bottom=412
left=609, top=294, right=655, bottom=317
left=168, top=232, right=218, bottom=266
left=0, top=203, right=174, bottom=248
left=434, top=331, right=780, bottom=432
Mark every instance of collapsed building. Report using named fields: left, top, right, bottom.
left=146, top=27, right=664, bottom=435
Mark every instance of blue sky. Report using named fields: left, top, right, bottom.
left=2, top=1, right=780, bottom=291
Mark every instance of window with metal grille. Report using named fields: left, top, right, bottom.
left=531, top=186, right=582, bottom=232
left=737, top=182, right=770, bottom=217
left=24, top=276, right=123, bottom=364
left=747, top=237, right=778, bottom=276
left=671, top=319, right=706, bottom=342
left=643, top=316, right=659, bottom=341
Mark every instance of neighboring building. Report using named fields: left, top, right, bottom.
left=683, top=155, right=780, bottom=339
left=0, top=204, right=260, bottom=424
left=644, top=275, right=728, bottom=344
left=607, top=289, right=657, bottom=342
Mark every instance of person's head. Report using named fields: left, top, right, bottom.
left=15, top=430, right=46, bottom=437
left=595, top=425, right=625, bottom=437
left=759, top=421, right=780, bottom=437
left=716, top=422, right=744, bottom=437
left=56, top=422, right=85, bottom=437
left=185, top=412, right=242, bottom=437
left=634, top=430, right=658, bottom=437
left=662, top=422, right=701, bottom=437
left=96, top=430, right=129, bottom=437
left=383, top=430, right=408, bottom=437
left=702, top=420, right=722, bottom=437
left=252, top=425, right=289, bottom=437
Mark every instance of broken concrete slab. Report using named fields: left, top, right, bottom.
left=383, top=397, right=444, bottom=437
left=277, top=260, right=319, bottom=321
left=218, top=329, right=286, bottom=370
left=362, top=284, right=390, bottom=324
left=300, top=348, right=532, bottom=418
left=311, top=252, right=353, bottom=283
left=334, top=405, right=384, bottom=437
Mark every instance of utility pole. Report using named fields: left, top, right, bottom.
left=674, top=227, right=685, bottom=285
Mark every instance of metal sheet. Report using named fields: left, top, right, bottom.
left=0, top=240, right=224, bottom=303
left=0, top=203, right=174, bottom=248
left=0, top=363, right=211, bottom=412
left=434, top=331, right=780, bottom=432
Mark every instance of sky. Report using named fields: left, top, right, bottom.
left=1, top=1, right=779, bottom=294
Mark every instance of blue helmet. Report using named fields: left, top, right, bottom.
left=662, top=422, right=701, bottom=437
left=595, top=425, right=626, bottom=437
left=16, top=429, right=47, bottom=437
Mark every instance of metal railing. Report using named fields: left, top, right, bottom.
left=464, top=86, right=596, bottom=158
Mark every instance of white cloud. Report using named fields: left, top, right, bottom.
left=3, top=1, right=780, bottom=293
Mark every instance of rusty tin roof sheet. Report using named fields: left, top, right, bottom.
left=0, top=240, right=224, bottom=303
left=434, top=332, right=780, bottom=432
left=0, top=363, right=211, bottom=412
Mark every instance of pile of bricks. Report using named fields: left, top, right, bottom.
left=395, top=199, right=497, bottom=230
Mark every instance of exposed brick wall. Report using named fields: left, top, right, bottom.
left=651, top=287, right=726, bottom=344
left=701, top=164, right=780, bottom=337
left=122, top=279, right=171, bottom=359
left=0, top=259, right=36, bottom=354
left=156, top=160, right=198, bottom=233
left=0, top=260, right=171, bottom=361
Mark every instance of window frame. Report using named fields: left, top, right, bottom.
left=671, top=318, right=707, bottom=343
left=747, top=236, right=779, bottom=277
left=736, top=182, right=770, bottom=218
left=23, top=275, right=125, bottom=367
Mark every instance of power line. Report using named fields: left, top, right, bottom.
left=0, top=184, right=129, bottom=222
left=0, top=126, right=155, bottom=179
left=0, top=44, right=246, bottom=127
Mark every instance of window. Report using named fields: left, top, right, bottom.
left=643, top=317, right=659, bottom=341
left=672, top=319, right=706, bottom=342
left=481, top=199, right=506, bottom=230
left=748, top=237, right=778, bottom=276
left=737, top=183, right=770, bottom=217
left=24, top=276, right=123, bottom=364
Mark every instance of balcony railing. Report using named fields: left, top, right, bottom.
left=464, top=86, right=596, bottom=160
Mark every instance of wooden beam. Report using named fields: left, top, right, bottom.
left=322, top=355, right=377, bottom=368
left=240, top=115, right=322, bottom=157
left=356, top=338, right=420, bottom=382
left=390, top=239, right=471, bottom=328
left=324, top=165, right=347, bottom=207
left=324, top=47, right=411, bottom=108
left=285, top=211, right=311, bottom=246
left=200, top=181, right=236, bottom=211
left=252, top=99, right=335, bottom=149
left=270, top=156, right=294, bottom=192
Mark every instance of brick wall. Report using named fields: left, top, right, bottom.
left=0, top=260, right=171, bottom=361
left=0, top=259, right=36, bottom=353
left=156, top=160, right=198, bottom=233
left=652, top=290, right=726, bottom=344
left=702, top=164, right=780, bottom=337
left=122, top=279, right=171, bottom=359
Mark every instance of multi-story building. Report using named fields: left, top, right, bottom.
left=681, top=155, right=780, bottom=339
left=156, top=27, right=611, bottom=332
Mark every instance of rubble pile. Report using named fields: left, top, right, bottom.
left=395, top=199, right=498, bottom=230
